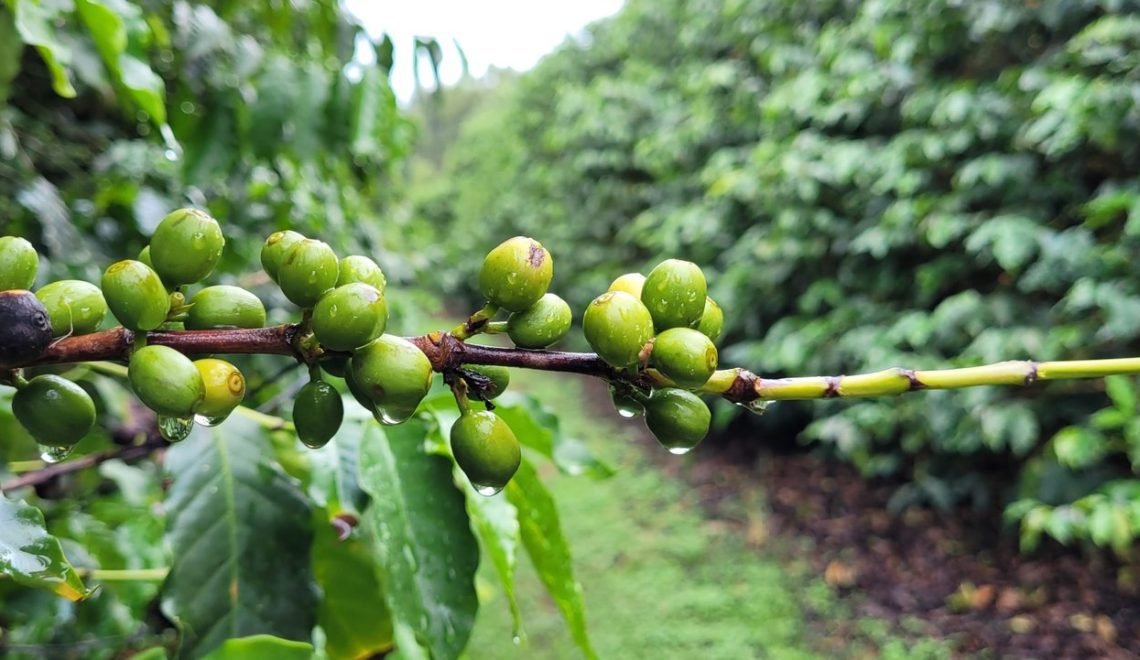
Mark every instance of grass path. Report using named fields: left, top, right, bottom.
left=463, top=372, right=953, bottom=659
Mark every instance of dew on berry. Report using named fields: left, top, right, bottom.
left=193, top=414, right=228, bottom=427
left=158, top=415, right=195, bottom=442
left=38, top=444, right=74, bottom=464
left=474, top=484, right=504, bottom=497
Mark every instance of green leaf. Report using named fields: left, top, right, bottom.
left=357, top=419, right=479, bottom=660
left=200, top=635, right=314, bottom=660
left=161, top=417, right=317, bottom=659
left=75, top=0, right=166, bottom=124
left=306, top=409, right=370, bottom=518
left=0, top=8, right=23, bottom=106
left=506, top=457, right=597, bottom=660
left=494, top=393, right=614, bottom=478
left=312, top=510, right=394, bottom=660
left=463, top=480, right=523, bottom=637
left=1052, top=426, right=1108, bottom=470
left=0, top=494, right=88, bottom=601
left=1105, top=375, right=1136, bottom=414
left=11, top=0, right=76, bottom=97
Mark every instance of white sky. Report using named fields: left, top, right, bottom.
left=345, top=0, right=625, bottom=103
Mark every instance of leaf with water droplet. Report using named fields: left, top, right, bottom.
left=462, top=474, right=523, bottom=639
left=0, top=494, right=89, bottom=600
left=357, top=420, right=479, bottom=660
left=506, top=457, right=598, bottom=659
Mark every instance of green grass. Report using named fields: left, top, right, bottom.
left=463, top=370, right=955, bottom=659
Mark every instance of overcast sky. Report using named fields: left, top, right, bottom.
left=344, top=0, right=625, bottom=103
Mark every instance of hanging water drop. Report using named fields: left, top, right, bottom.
left=474, top=484, right=504, bottom=497
left=38, top=444, right=73, bottom=464
left=512, top=635, right=522, bottom=646
left=376, top=407, right=410, bottom=426
left=736, top=399, right=771, bottom=415
left=617, top=408, right=639, bottom=418
left=667, top=446, right=692, bottom=456
left=193, top=413, right=228, bottom=427
left=158, top=416, right=194, bottom=442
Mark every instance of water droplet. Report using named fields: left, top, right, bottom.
left=512, top=635, right=522, bottom=645
left=193, top=414, right=228, bottom=427
left=474, top=484, right=503, bottom=496
left=735, top=399, right=771, bottom=416
left=38, top=444, right=73, bottom=463
left=376, top=407, right=410, bottom=425
left=667, top=446, right=692, bottom=455
left=617, top=408, right=639, bottom=418
left=164, top=149, right=179, bottom=161
left=158, top=416, right=194, bottom=442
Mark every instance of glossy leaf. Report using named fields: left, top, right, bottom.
left=75, top=0, right=166, bottom=124
left=0, top=494, right=87, bottom=601
left=462, top=480, right=523, bottom=637
left=161, top=417, right=317, bottom=658
left=312, top=510, right=394, bottom=660
left=11, top=0, right=75, bottom=97
left=506, top=457, right=597, bottom=660
left=357, top=419, right=479, bottom=660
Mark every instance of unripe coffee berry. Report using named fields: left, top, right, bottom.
left=185, top=285, right=267, bottom=330
left=277, top=239, right=339, bottom=308
left=101, top=260, right=170, bottom=331
left=583, top=291, right=654, bottom=368
left=650, top=327, right=718, bottom=389
left=36, top=280, right=107, bottom=336
left=450, top=411, right=522, bottom=494
left=351, top=334, right=434, bottom=424
left=128, top=345, right=204, bottom=417
left=13, top=375, right=96, bottom=447
left=149, top=208, right=225, bottom=285
left=697, top=296, right=724, bottom=342
left=0, top=236, right=38, bottom=291
left=641, top=259, right=707, bottom=331
left=607, top=273, right=645, bottom=299
left=312, top=283, right=387, bottom=351
left=644, top=388, right=711, bottom=454
left=507, top=293, right=572, bottom=349
left=464, top=365, right=511, bottom=400
left=293, top=380, right=345, bottom=449
left=260, top=230, right=305, bottom=282
left=0, top=290, right=53, bottom=364
left=193, top=358, right=246, bottom=422
left=478, top=236, right=553, bottom=312
left=337, top=255, right=387, bottom=293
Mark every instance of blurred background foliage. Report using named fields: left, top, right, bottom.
left=411, top=0, right=1140, bottom=553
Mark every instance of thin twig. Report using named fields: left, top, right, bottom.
left=0, top=436, right=167, bottom=493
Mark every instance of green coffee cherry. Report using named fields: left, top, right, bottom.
left=464, top=365, right=510, bottom=400
left=350, top=334, right=434, bottom=424
left=35, top=280, right=107, bottom=336
left=450, top=411, right=522, bottom=494
left=651, top=327, right=718, bottom=389
left=607, top=272, right=645, bottom=299
left=12, top=375, right=96, bottom=447
left=478, top=236, right=553, bottom=312
left=101, top=260, right=170, bottom=331
left=293, top=381, right=345, bottom=449
left=697, top=296, right=724, bottom=342
left=277, top=239, right=339, bottom=308
left=260, top=230, right=305, bottom=282
left=337, top=255, right=387, bottom=293
left=344, top=359, right=378, bottom=413
left=644, top=388, right=711, bottom=454
left=149, top=208, right=225, bottom=285
left=138, top=245, right=154, bottom=269
left=320, top=355, right=349, bottom=378
left=128, top=345, right=204, bottom=417
left=193, top=358, right=246, bottom=422
left=583, top=291, right=655, bottom=368
left=0, top=291, right=52, bottom=364
left=185, top=285, right=267, bottom=330
left=506, top=293, right=572, bottom=349
left=641, top=259, right=707, bottom=331
left=312, top=283, right=387, bottom=351
left=0, top=236, right=38, bottom=291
